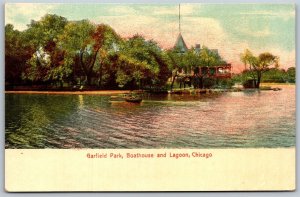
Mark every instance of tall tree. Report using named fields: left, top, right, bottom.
left=240, top=49, right=279, bottom=88
left=92, top=24, right=122, bottom=88
left=22, top=14, right=68, bottom=85
left=59, top=20, right=95, bottom=85
left=166, top=48, right=186, bottom=91
left=114, top=35, right=170, bottom=89
left=240, top=49, right=253, bottom=71
left=5, top=24, right=35, bottom=86
left=60, top=22, right=121, bottom=86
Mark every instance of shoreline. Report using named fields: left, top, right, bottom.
left=5, top=90, right=131, bottom=95
left=5, top=83, right=294, bottom=95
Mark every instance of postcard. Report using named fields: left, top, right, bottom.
left=4, top=3, right=295, bottom=191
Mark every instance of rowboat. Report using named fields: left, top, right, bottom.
left=124, top=95, right=142, bottom=103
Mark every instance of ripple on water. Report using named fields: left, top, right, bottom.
left=5, top=86, right=296, bottom=148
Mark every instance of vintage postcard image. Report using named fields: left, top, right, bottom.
left=4, top=3, right=295, bottom=191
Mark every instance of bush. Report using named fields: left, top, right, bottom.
left=216, top=78, right=234, bottom=89
left=243, top=79, right=256, bottom=88
left=203, top=78, right=217, bottom=88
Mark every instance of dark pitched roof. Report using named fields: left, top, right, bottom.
left=174, top=33, right=188, bottom=53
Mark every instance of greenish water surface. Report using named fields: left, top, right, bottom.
left=5, top=86, right=295, bottom=148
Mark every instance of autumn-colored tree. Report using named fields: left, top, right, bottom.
left=5, top=24, right=35, bottom=86
left=22, top=14, right=68, bottom=86
left=60, top=21, right=121, bottom=86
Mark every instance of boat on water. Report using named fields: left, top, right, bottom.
left=110, top=94, right=143, bottom=103
left=124, top=95, right=142, bottom=103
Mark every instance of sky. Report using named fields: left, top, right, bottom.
left=5, top=3, right=295, bottom=72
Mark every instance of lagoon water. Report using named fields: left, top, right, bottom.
left=5, top=85, right=295, bottom=148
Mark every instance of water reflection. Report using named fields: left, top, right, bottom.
left=78, top=95, right=84, bottom=108
left=5, top=85, right=295, bottom=148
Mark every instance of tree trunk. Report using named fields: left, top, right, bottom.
left=255, top=71, right=261, bottom=88
left=86, top=73, right=92, bottom=86
left=170, top=74, right=177, bottom=91
left=179, top=80, right=182, bottom=89
left=98, top=64, right=103, bottom=88
left=80, top=48, right=100, bottom=87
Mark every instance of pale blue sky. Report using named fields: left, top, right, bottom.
left=5, top=3, right=295, bottom=71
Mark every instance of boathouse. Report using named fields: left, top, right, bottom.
left=174, top=33, right=232, bottom=79
left=174, top=4, right=232, bottom=88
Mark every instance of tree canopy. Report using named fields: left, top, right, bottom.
left=5, top=14, right=232, bottom=90
left=240, top=49, right=279, bottom=88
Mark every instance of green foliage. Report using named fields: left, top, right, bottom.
left=115, top=69, right=131, bottom=87
left=19, top=15, right=69, bottom=84
left=113, top=35, right=171, bottom=89
left=5, top=13, right=230, bottom=90
left=216, top=78, right=235, bottom=89
left=286, top=67, right=296, bottom=83
left=262, top=68, right=286, bottom=83
left=199, top=46, right=226, bottom=67
left=59, top=21, right=122, bottom=86
left=5, top=24, right=35, bottom=85
left=234, top=67, right=295, bottom=85
left=24, top=14, right=68, bottom=50
left=60, top=20, right=95, bottom=53
left=240, top=49, right=279, bottom=88
left=203, top=78, right=217, bottom=88
left=166, top=45, right=227, bottom=90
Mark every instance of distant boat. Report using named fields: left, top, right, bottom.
left=124, top=95, right=142, bottom=103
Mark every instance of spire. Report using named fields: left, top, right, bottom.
left=174, top=4, right=188, bottom=53
left=179, top=4, right=181, bottom=33
left=175, top=33, right=188, bottom=53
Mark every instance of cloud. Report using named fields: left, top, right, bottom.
left=239, top=9, right=295, bottom=20
left=106, top=5, right=137, bottom=16
left=92, top=12, right=297, bottom=72
left=150, top=6, right=178, bottom=15
left=5, top=3, right=295, bottom=72
left=92, top=14, right=177, bottom=48
left=238, top=27, right=273, bottom=38
left=5, top=3, right=58, bottom=30
left=180, top=4, right=201, bottom=15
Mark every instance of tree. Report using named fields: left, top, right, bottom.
left=240, top=49, right=279, bottom=88
left=114, top=35, right=170, bottom=89
left=59, top=20, right=96, bottom=86
left=167, top=46, right=226, bottom=90
left=5, top=24, right=35, bottom=86
left=286, top=67, right=295, bottom=83
left=240, top=49, right=253, bottom=70
left=92, top=24, right=122, bottom=88
left=60, top=22, right=121, bottom=86
left=199, top=46, right=226, bottom=68
left=166, top=47, right=187, bottom=91
left=22, top=14, right=69, bottom=86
